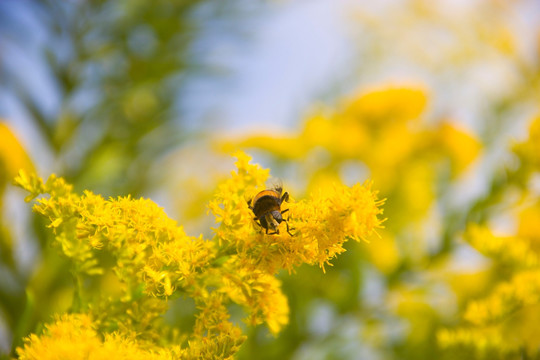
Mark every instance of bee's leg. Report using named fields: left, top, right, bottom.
left=281, top=208, right=291, bottom=222
left=281, top=192, right=289, bottom=203
left=284, top=220, right=294, bottom=236
left=253, top=219, right=264, bottom=231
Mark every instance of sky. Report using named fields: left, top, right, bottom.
left=180, top=0, right=357, bottom=135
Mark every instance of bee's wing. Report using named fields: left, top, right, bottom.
left=267, top=177, right=283, bottom=195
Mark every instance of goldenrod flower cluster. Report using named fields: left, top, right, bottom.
left=17, top=314, right=181, bottom=360
left=438, top=116, right=540, bottom=358
left=14, top=151, right=383, bottom=359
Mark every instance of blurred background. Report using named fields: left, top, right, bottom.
left=1, top=0, right=540, bottom=359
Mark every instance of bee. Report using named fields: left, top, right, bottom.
left=248, top=184, right=293, bottom=236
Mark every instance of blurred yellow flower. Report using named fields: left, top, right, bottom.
left=438, top=326, right=516, bottom=357
left=441, top=159, right=540, bottom=358
left=436, top=122, right=482, bottom=176
left=518, top=203, right=540, bottom=243
left=464, top=271, right=540, bottom=326
left=343, top=85, right=428, bottom=123
left=0, top=121, right=34, bottom=181
left=465, top=224, right=540, bottom=268
left=365, top=230, right=400, bottom=275
left=513, top=115, right=540, bottom=172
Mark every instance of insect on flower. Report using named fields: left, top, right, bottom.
left=248, top=183, right=294, bottom=236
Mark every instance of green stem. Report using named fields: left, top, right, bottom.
left=11, top=288, right=36, bottom=356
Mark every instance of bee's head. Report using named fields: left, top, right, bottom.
left=264, top=212, right=281, bottom=231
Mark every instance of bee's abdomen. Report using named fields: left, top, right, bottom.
left=252, top=195, right=281, bottom=218
left=252, top=190, right=280, bottom=204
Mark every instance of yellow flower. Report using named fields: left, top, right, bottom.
left=436, top=121, right=482, bottom=176
left=209, top=152, right=384, bottom=273
left=207, top=152, right=383, bottom=332
left=217, top=262, right=288, bottom=335
left=513, top=115, right=540, bottom=171
left=287, top=181, right=384, bottom=271
left=0, top=121, right=34, bottom=182
left=517, top=203, right=540, bottom=243
left=465, top=224, right=540, bottom=268
left=15, top=171, right=215, bottom=299
left=437, top=326, right=517, bottom=356
left=344, top=85, right=428, bottom=123
left=15, top=151, right=384, bottom=357
left=464, top=271, right=540, bottom=326
left=17, top=314, right=177, bottom=360
left=365, top=230, right=400, bottom=274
